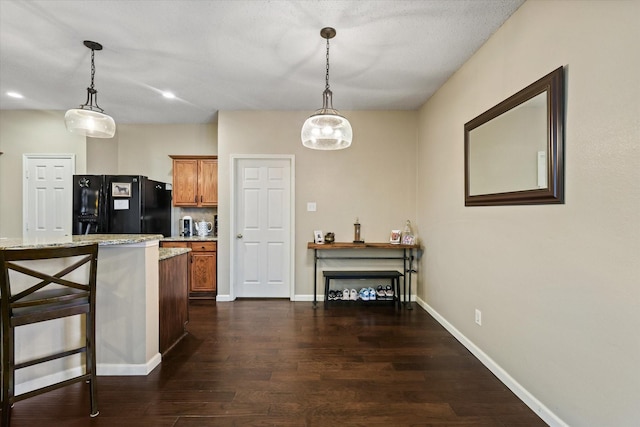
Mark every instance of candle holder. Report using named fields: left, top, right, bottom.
left=353, top=218, right=364, bottom=243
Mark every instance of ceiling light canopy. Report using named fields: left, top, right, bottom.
left=301, top=27, right=352, bottom=150
left=65, top=41, right=116, bottom=138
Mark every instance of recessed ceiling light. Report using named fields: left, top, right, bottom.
left=162, top=91, right=176, bottom=99
left=7, top=91, right=24, bottom=99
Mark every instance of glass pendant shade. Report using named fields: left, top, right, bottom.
left=65, top=108, right=116, bottom=138
left=301, top=89, right=352, bottom=150
left=301, top=113, right=352, bottom=150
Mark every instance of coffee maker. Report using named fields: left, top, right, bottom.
left=181, top=216, right=193, bottom=237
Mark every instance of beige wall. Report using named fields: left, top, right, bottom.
left=217, top=110, right=418, bottom=298
left=86, top=123, right=217, bottom=180
left=0, top=110, right=86, bottom=238
left=112, top=123, right=218, bottom=234
left=0, top=116, right=217, bottom=237
left=112, top=123, right=217, bottom=183
left=416, top=1, right=640, bottom=426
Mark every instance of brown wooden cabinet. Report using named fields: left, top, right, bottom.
left=160, top=240, right=217, bottom=299
left=189, top=241, right=217, bottom=296
left=158, top=252, right=189, bottom=355
left=170, top=155, right=218, bottom=207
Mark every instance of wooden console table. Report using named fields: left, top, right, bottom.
left=308, top=242, right=420, bottom=309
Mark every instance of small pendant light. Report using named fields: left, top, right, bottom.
left=301, top=27, right=352, bottom=150
left=65, top=40, right=116, bottom=138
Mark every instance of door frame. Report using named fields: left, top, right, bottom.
left=229, top=154, right=295, bottom=301
left=22, top=153, right=76, bottom=238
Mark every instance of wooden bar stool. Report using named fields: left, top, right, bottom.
left=1, top=244, right=99, bottom=426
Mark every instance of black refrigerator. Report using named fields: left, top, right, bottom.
left=72, top=175, right=172, bottom=237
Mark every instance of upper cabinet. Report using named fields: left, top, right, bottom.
left=170, top=155, right=218, bottom=207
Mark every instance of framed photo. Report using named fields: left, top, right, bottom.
left=112, top=182, right=131, bottom=197
left=401, top=234, right=415, bottom=245
left=390, top=229, right=401, bottom=244
left=314, top=230, right=324, bottom=244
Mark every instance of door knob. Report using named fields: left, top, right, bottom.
left=236, top=233, right=243, bottom=239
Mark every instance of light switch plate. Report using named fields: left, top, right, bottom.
left=307, top=202, right=316, bottom=212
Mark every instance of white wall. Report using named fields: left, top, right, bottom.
left=416, top=1, right=640, bottom=426
left=217, top=110, right=418, bottom=299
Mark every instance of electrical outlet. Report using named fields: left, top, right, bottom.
left=475, top=309, right=482, bottom=326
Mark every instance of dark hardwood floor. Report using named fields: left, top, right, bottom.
left=7, top=300, right=547, bottom=426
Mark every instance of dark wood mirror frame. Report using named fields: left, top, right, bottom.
left=464, top=66, right=565, bottom=206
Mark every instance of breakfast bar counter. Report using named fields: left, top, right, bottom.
left=0, top=233, right=163, bottom=250
left=1, top=234, right=165, bottom=396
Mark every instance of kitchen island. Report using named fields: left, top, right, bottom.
left=1, top=234, right=165, bottom=396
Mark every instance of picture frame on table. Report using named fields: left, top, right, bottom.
left=314, top=230, right=325, bottom=244
left=401, top=234, right=415, bottom=245
left=389, top=229, right=401, bottom=244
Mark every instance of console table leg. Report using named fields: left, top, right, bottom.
left=313, top=249, right=318, bottom=308
left=407, top=249, right=414, bottom=310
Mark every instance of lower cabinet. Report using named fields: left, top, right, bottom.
left=189, top=241, right=217, bottom=297
left=160, top=240, right=217, bottom=299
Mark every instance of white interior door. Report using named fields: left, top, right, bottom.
left=233, top=156, right=293, bottom=298
left=23, top=154, right=75, bottom=239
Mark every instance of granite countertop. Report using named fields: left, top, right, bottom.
left=159, top=247, right=191, bottom=261
left=162, top=236, right=217, bottom=242
left=0, top=234, right=164, bottom=250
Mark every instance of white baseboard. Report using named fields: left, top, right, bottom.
left=97, top=352, right=161, bottom=376
left=220, top=292, right=417, bottom=303
left=293, top=294, right=320, bottom=302
left=216, top=294, right=318, bottom=302
left=218, top=294, right=319, bottom=302
left=415, top=297, right=567, bottom=427
left=15, top=352, right=162, bottom=394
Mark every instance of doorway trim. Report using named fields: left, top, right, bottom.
left=229, top=154, right=295, bottom=301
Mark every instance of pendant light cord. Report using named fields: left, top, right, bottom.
left=325, top=37, right=330, bottom=91
left=81, top=45, right=104, bottom=112
left=89, top=48, right=96, bottom=91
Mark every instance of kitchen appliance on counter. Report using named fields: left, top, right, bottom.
left=194, top=219, right=213, bottom=237
left=181, top=216, right=193, bottom=237
left=72, top=175, right=172, bottom=236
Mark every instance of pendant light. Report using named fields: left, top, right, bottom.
left=65, top=41, right=116, bottom=138
left=301, top=27, right=352, bottom=150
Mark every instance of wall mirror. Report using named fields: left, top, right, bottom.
left=464, top=66, right=564, bottom=206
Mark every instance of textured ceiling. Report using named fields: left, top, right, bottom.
left=0, top=0, right=525, bottom=124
